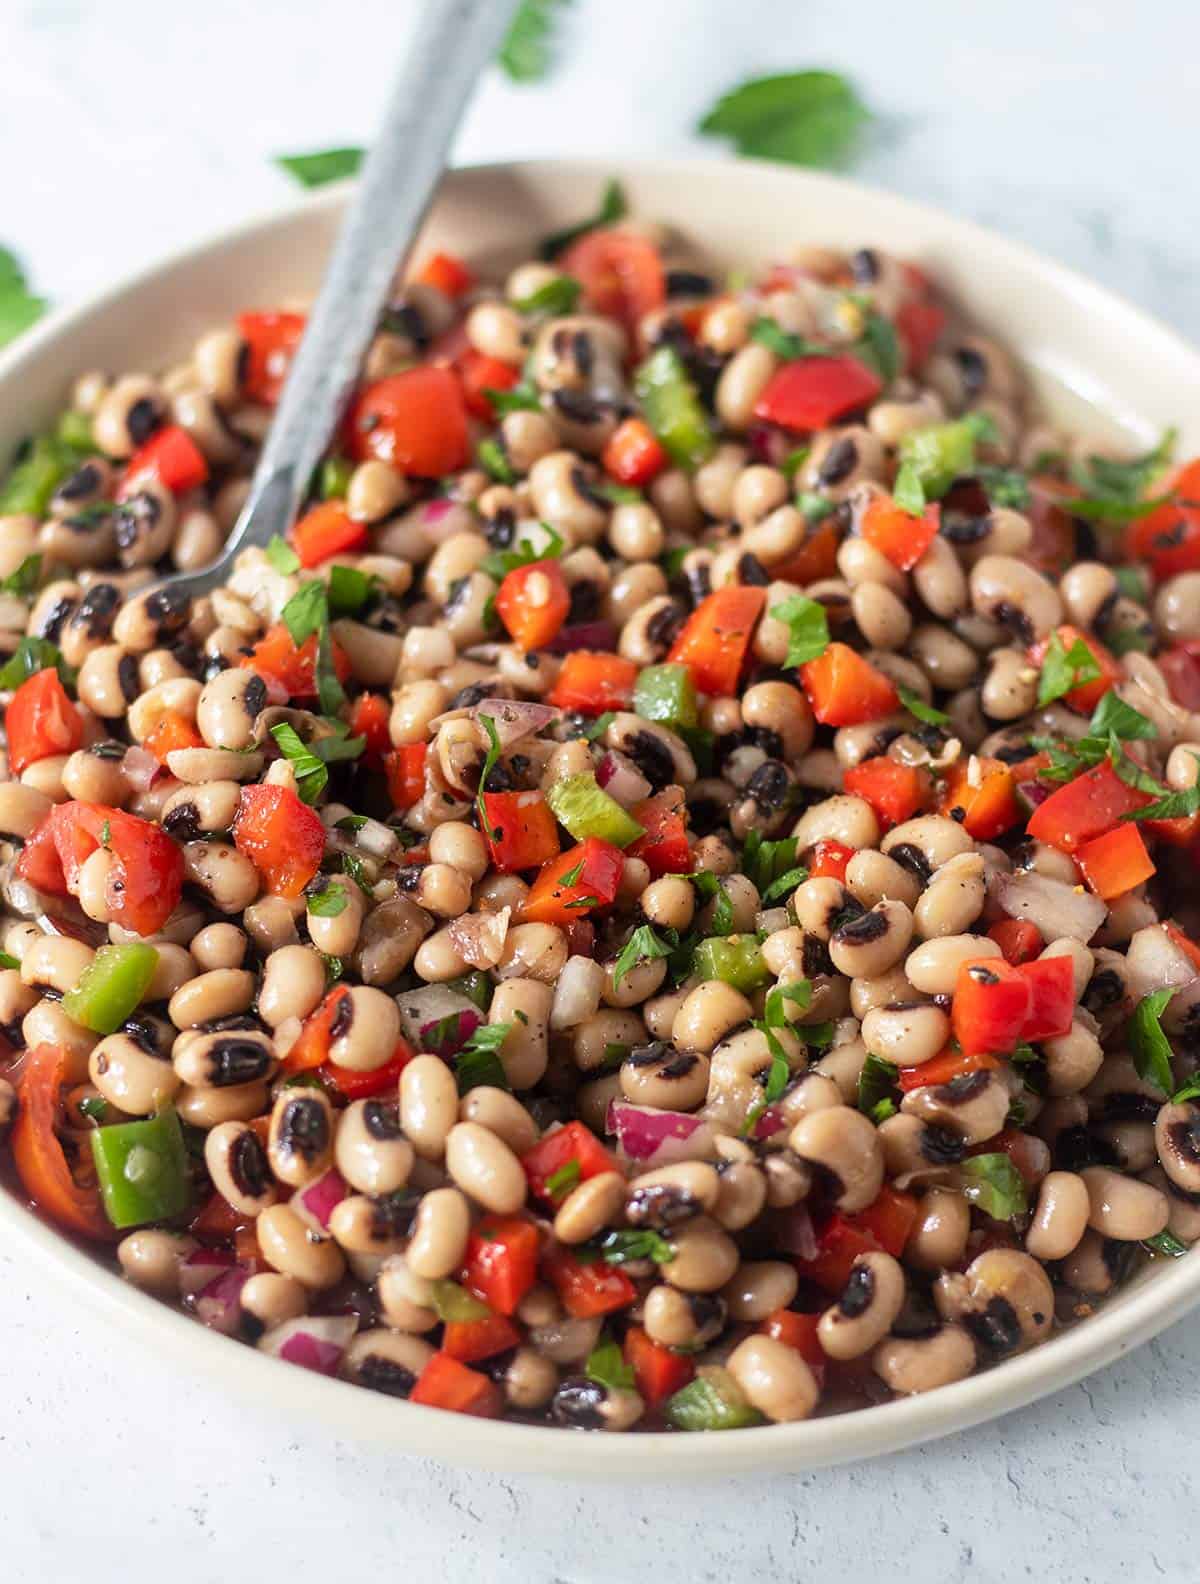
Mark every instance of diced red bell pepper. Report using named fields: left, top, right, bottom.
left=410, top=1352, right=504, bottom=1417
left=807, top=838, right=854, bottom=881
left=523, top=1120, right=617, bottom=1206
left=772, top=519, right=842, bottom=588
left=1126, top=458, right=1200, bottom=579
left=800, top=642, right=899, bottom=726
left=1027, top=624, right=1122, bottom=713
left=623, top=1326, right=695, bottom=1407
left=1026, top=759, right=1150, bottom=853
left=861, top=495, right=940, bottom=571
left=853, top=1184, right=920, bottom=1258
left=17, top=802, right=183, bottom=938
left=794, top=1218, right=878, bottom=1295
left=384, top=742, right=427, bottom=810
left=842, top=757, right=931, bottom=829
left=189, top=1187, right=247, bottom=1244
left=896, top=1048, right=1001, bottom=1092
left=753, top=355, right=883, bottom=432
left=1145, top=808, right=1200, bottom=848
left=542, top=1245, right=637, bottom=1319
left=482, top=791, right=560, bottom=874
left=11, top=1044, right=113, bottom=1241
left=495, top=560, right=571, bottom=651
left=461, top=1215, right=541, bottom=1316
left=456, top=350, right=520, bottom=419
left=1076, top=822, right=1156, bottom=901
left=1159, top=642, right=1200, bottom=711
left=666, top=586, right=766, bottom=697
left=560, top=228, right=665, bottom=334
left=232, top=783, right=326, bottom=897
left=938, top=757, right=1021, bottom=841
left=240, top=624, right=351, bottom=700
left=565, top=917, right=596, bottom=956
left=602, top=417, right=669, bottom=487
left=348, top=692, right=392, bottom=768
left=6, top=667, right=82, bottom=774
left=1017, top=954, right=1076, bottom=1042
left=281, top=986, right=348, bottom=1075
left=625, top=788, right=690, bottom=876
left=895, top=296, right=945, bottom=373
left=546, top=652, right=638, bottom=714
left=414, top=251, right=474, bottom=298
left=521, top=837, right=625, bottom=926
left=319, top=1040, right=414, bottom=1100
left=759, top=1310, right=827, bottom=1382
left=292, top=502, right=368, bottom=568
left=143, top=709, right=203, bottom=765
left=442, top=1309, right=523, bottom=1364
left=237, top=310, right=305, bottom=406
left=121, top=424, right=209, bottom=497
left=987, top=918, right=1044, bottom=966
left=347, top=366, right=469, bottom=477
left=952, top=957, right=1034, bottom=1058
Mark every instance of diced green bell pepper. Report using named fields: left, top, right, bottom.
left=62, top=943, right=159, bottom=1035
left=692, top=934, right=770, bottom=993
left=547, top=773, right=646, bottom=848
left=429, top=1279, right=492, bottom=1323
left=320, top=455, right=354, bottom=500
left=665, top=1367, right=764, bottom=1431
left=633, top=346, right=715, bottom=472
left=90, top=1108, right=189, bottom=1229
left=56, top=410, right=94, bottom=452
left=634, top=663, right=699, bottom=730
left=447, top=970, right=492, bottom=1013
left=898, top=417, right=981, bottom=498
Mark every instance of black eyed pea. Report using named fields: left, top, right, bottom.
left=903, top=1069, right=1010, bottom=1145
left=390, top=680, right=450, bottom=747
left=872, top=1323, right=977, bottom=1395
left=305, top=881, right=365, bottom=957
left=112, top=482, right=176, bottom=569
left=912, top=534, right=969, bottom=619
left=852, top=580, right=912, bottom=651
left=838, top=533, right=907, bottom=596
left=789, top=1106, right=884, bottom=1213
left=117, top=1229, right=197, bottom=1297
left=183, top=841, right=261, bottom=914
left=411, top=923, right=472, bottom=983
left=60, top=746, right=129, bottom=806
left=144, top=944, right=199, bottom=1003
left=458, top=1086, right=539, bottom=1156
left=725, top=1335, right=819, bottom=1423
left=20, top=934, right=95, bottom=996
left=423, top=530, right=489, bottom=605
left=330, top=619, right=407, bottom=686
left=1026, top=1169, right=1091, bottom=1261
left=243, top=894, right=303, bottom=954
left=860, top=1003, right=950, bottom=1069
left=829, top=899, right=913, bottom=979
left=444, top=1121, right=526, bottom=1215
left=166, top=746, right=265, bottom=786
left=721, top=1259, right=799, bottom=1324
left=326, top=985, right=402, bottom=1073
left=335, top=1100, right=414, bottom=1197
left=126, top=676, right=203, bottom=745
left=934, top=1249, right=1055, bottom=1356
left=190, top=923, right=247, bottom=972
left=257, top=945, right=326, bottom=1029
left=1145, top=1165, right=1200, bottom=1244
left=405, top=1186, right=472, bottom=1280
left=551, top=1376, right=646, bottom=1432
left=527, top=451, right=608, bottom=541
left=572, top=1009, right=645, bottom=1074
left=173, top=1031, right=275, bottom=1090
left=742, top=680, right=814, bottom=759
left=1093, top=1119, right=1156, bottom=1174
left=608, top=564, right=670, bottom=635
left=489, top=978, right=552, bottom=1089
left=267, top=1087, right=335, bottom=1186
left=1061, top=1228, right=1128, bottom=1295
left=980, top=646, right=1039, bottom=721
left=908, top=622, right=979, bottom=690
left=92, top=374, right=165, bottom=457
left=608, top=501, right=665, bottom=560
left=1038, top=936, right=1094, bottom=1000
left=341, top=1329, right=435, bottom=1396
left=195, top=668, right=268, bottom=752
left=969, top=554, right=1063, bottom=644
left=553, top=1171, right=626, bottom=1244
left=504, top=1348, right=560, bottom=1412
left=346, top=458, right=409, bottom=523
left=239, top=1273, right=309, bottom=1340
left=167, top=968, right=255, bottom=1030
left=694, top=443, right=749, bottom=517
left=328, top=1190, right=417, bottom=1255
left=619, top=1042, right=710, bottom=1111
left=1154, top=1100, right=1200, bottom=1194
left=845, top=849, right=922, bottom=911
left=691, top=833, right=739, bottom=877
left=428, top=820, right=489, bottom=883
left=1042, top=1019, right=1105, bottom=1096
left=23, top=1001, right=96, bottom=1070
left=713, top=1159, right=769, bottom=1230
left=818, top=1251, right=907, bottom=1361
left=0, top=782, right=53, bottom=840
left=882, top=813, right=975, bottom=872
left=904, top=933, right=1001, bottom=996
left=498, top=921, right=568, bottom=984
left=790, top=878, right=856, bottom=944
left=376, top=1254, right=438, bottom=1333
left=731, top=464, right=788, bottom=529
left=777, top=1072, right=844, bottom=1128
left=792, top=792, right=881, bottom=853
left=256, top=1203, right=346, bottom=1290
left=626, top=1162, right=721, bottom=1229
left=356, top=896, right=433, bottom=986
left=671, top=980, right=753, bottom=1055
left=643, top=988, right=690, bottom=1041
left=661, top=1215, right=740, bottom=1292
left=715, top=343, right=777, bottom=431
left=913, top=852, right=987, bottom=940
left=642, top=1286, right=726, bottom=1349
left=400, top=1054, right=459, bottom=1161
left=0, top=971, right=38, bottom=1029
left=204, top=1120, right=278, bottom=1218
left=1080, top=1166, right=1169, bottom=1241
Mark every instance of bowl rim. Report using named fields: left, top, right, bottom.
left=3, top=152, right=1199, bottom=1477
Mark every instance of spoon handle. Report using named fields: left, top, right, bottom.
left=224, top=0, right=513, bottom=566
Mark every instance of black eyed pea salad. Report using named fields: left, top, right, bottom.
left=3, top=183, right=1200, bottom=1434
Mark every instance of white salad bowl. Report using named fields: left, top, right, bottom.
left=2, top=156, right=1198, bottom=1479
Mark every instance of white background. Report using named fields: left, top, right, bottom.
left=3, top=2, right=1200, bottom=1580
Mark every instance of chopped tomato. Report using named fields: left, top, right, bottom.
left=800, top=642, right=899, bottom=726
left=319, top=1040, right=414, bottom=1100
left=542, top=1245, right=637, bottom=1319
left=6, top=667, right=82, bottom=774
left=11, top=1044, right=113, bottom=1241
left=522, top=837, right=625, bottom=927
left=624, top=1326, right=695, bottom=1407
left=1027, top=624, right=1121, bottom=713
left=793, top=1219, right=876, bottom=1295
left=523, top=1120, right=617, bottom=1206
left=237, top=310, right=305, bottom=406
left=807, top=838, right=854, bottom=881
left=754, top=355, right=882, bottom=432
left=602, top=417, right=668, bottom=487
left=189, top=1188, right=245, bottom=1243
left=666, top=586, right=766, bottom=697
left=938, top=757, right=1021, bottom=841
left=896, top=1048, right=1001, bottom=1092
left=240, top=624, right=351, bottom=701
left=1076, top=822, right=1156, bottom=901
left=854, top=1185, right=920, bottom=1257
left=861, top=495, right=939, bottom=571
left=232, top=783, right=326, bottom=897
left=1017, top=955, right=1076, bottom=1042
left=546, top=652, right=638, bottom=714
left=1126, top=458, right=1200, bottom=579
left=987, top=918, right=1043, bottom=966
left=347, top=366, right=469, bottom=477
left=348, top=692, right=392, bottom=768
left=384, top=742, right=427, bottom=810
left=482, top=791, right=560, bottom=873
left=495, top=559, right=570, bottom=650
left=772, top=519, right=842, bottom=588
left=561, top=227, right=665, bottom=334
left=760, top=1309, right=827, bottom=1382
left=143, top=709, right=203, bottom=764
left=895, top=296, right=945, bottom=373
left=842, top=757, right=931, bottom=829
left=461, top=1215, right=540, bottom=1316
left=456, top=350, right=520, bottom=419
left=626, top=787, right=690, bottom=876
left=1026, top=760, right=1150, bottom=853
left=17, top=801, right=183, bottom=937
left=414, top=251, right=474, bottom=298
left=292, top=502, right=368, bottom=568
left=952, top=957, right=1034, bottom=1058
left=121, top=424, right=209, bottom=496
left=442, top=1310, right=523, bottom=1364
left=410, top=1353, right=504, bottom=1417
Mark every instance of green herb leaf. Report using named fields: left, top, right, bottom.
left=588, top=1228, right=675, bottom=1266
left=271, top=722, right=329, bottom=804
left=1069, top=429, right=1176, bottom=511
left=499, top=0, right=571, bottom=83
left=1036, top=631, right=1103, bottom=708
left=544, top=1158, right=582, bottom=1202
left=539, top=178, right=626, bottom=259
left=593, top=481, right=644, bottom=505
left=480, top=523, right=565, bottom=582
left=484, top=383, right=542, bottom=416
left=853, top=309, right=901, bottom=385
left=1143, top=1230, right=1189, bottom=1258
left=478, top=437, right=516, bottom=484
left=0, top=950, right=18, bottom=971
left=601, top=1041, right=630, bottom=1072
left=307, top=881, right=349, bottom=918
left=1107, top=738, right=1166, bottom=796
left=265, top=535, right=301, bottom=575
left=0, top=247, right=47, bottom=349
left=796, top=491, right=835, bottom=523
left=750, top=317, right=818, bottom=361
left=858, top=1051, right=900, bottom=1117
left=454, top=1022, right=513, bottom=1094
left=897, top=683, right=948, bottom=726
left=276, top=147, right=364, bottom=187
left=1129, top=988, right=1176, bottom=1095
left=782, top=446, right=810, bottom=479
left=322, top=954, right=344, bottom=985
left=1090, top=692, right=1156, bottom=742
left=977, top=466, right=1031, bottom=511
left=760, top=866, right=808, bottom=905
left=0, top=553, right=42, bottom=597
left=769, top=594, right=829, bottom=667
left=958, top=1153, right=1028, bottom=1220
left=697, top=71, right=871, bottom=169
left=691, top=871, right=735, bottom=936
left=281, top=581, right=326, bottom=646
left=583, top=711, right=616, bottom=742
left=763, top=980, right=812, bottom=1030
left=475, top=712, right=504, bottom=841
left=1171, top=1075, right=1200, bottom=1105
left=557, top=856, right=586, bottom=889
left=514, top=275, right=582, bottom=315
left=742, top=831, right=803, bottom=896
left=612, top=924, right=676, bottom=989
left=0, top=637, right=75, bottom=690
left=585, top=1336, right=636, bottom=1392
left=892, top=462, right=926, bottom=517
left=341, top=853, right=375, bottom=898
left=328, top=564, right=381, bottom=617
left=78, top=1094, right=109, bottom=1123
left=1065, top=491, right=1177, bottom=524
left=1121, top=761, right=1200, bottom=822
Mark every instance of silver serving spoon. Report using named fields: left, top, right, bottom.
left=160, top=0, right=514, bottom=599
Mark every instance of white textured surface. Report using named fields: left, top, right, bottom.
left=3, top=1, right=1200, bottom=1579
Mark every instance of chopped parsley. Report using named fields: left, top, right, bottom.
left=1143, top=1231, right=1189, bottom=1258
left=480, top=523, right=565, bottom=581
left=1036, top=631, right=1103, bottom=708
left=478, top=438, right=516, bottom=484
left=454, top=1022, right=513, bottom=1095
left=1068, top=429, right=1177, bottom=521
left=539, top=178, right=626, bottom=259
left=768, top=594, right=830, bottom=667
left=544, top=1158, right=582, bottom=1202
left=581, top=1228, right=675, bottom=1266
left=0, top=553, right=42, bottom=597
left=742, top=831, right=806, bottom=898
left=584, top=1336, right=636, bottom=1393
left=499, top=0, right=572, bottom=84
left=475, top=712, right=504, bottom=841
left=78, top=1094, right=109, bottom=1123
left=276, top=147, right=364, bottom=187
left=857, top=1051, right=900, bottom=1121
left=265, top=535, right=301, bottom=575
left=307, top=880, right=350, bottom=918
left=514, top=275, right=582, bottom=315
left=697, top=70, right=871, bottom=170
left=691, top=871, right=735, bottom=935
left=897, top=684, right=948, bottom=727
left=1129, top=988, right=1176, bottom=1095
left=484, top=383, right=542, bottom=416
left=0, top=637, right=75, bottom=690
left=892, top=462, right=926, bottom=516
left=749, top=317, right=820, bottom=361
left=612, top=924, right=677, bottom=989
left=959, top=1153, right=1027, bottom=1221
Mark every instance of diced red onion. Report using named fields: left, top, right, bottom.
left=195, top=1264, right=251, bottom=1335
left=607, top=1101, right=716, bottom=1165
left=544, top=622, right=618, bottom=655
left=992, top=870, right=1107, bottom=944
left=1126, top=922, right=1200, bottom=1000
left=1015, top=779, right=1050, bottom=809
left=422, top=498, right=454, bottom=524
left=179, top=1247, right=236, bottom=1299
left=752, top=1105, right=787, bottom=1142
left=397, top=984, right=482, bottom=1053
left=120, top=745, right=160, bottom=791
left=291, top=1167, right=349, bottom=1234
left=747, top=424, right=791, bottom=468
left=446, top=905, right=511, bottom=971
left=258, top=1314, right=358, bottom=1375
left=596, top=750, right=652, bottom=808
left=429, top=698, right=562, bottom=748
left=774, top=1203, right=819, bottom=1262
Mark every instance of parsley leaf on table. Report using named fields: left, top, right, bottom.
left=698, top=71, right=872, bottom=169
